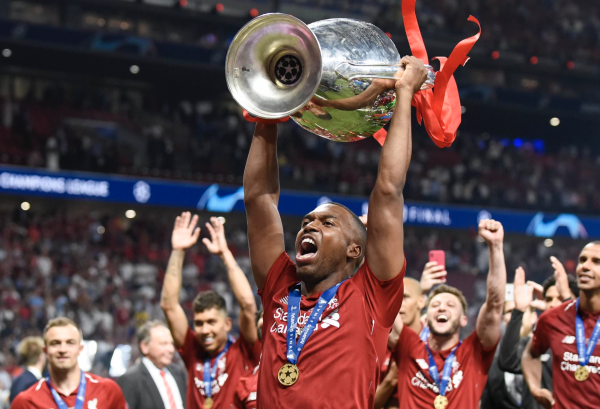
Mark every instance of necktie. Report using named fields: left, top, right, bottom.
left=160, top=370, right=177, bottom=409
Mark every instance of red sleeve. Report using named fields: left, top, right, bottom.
left=466, top=331, right=498, bottom=372
left=178, top=327, right=203, bottom=369
left=530, top=311, right=551, bottom=358
left=105, top=379, right=129, bottom=409
left=10, top=393, right=28, bottom=409
left=257, top=252, right=298, bottom=306
left=238, top=336, right=262, bottom=367
left=352, top=258, right=406, bottom=328
left=394, top=325, right=420, bottom=366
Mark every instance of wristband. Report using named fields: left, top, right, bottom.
left=243, top=109, right=290, bottom=124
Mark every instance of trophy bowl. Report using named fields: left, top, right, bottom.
left=226, top=13, right=435, bottom=142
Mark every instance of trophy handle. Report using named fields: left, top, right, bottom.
left=335, top=61, right=435, bottom=90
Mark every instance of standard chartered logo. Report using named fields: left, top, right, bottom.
left=0, top=172, right=109, bottom=197
left=133, top=181, right=151, bottom=203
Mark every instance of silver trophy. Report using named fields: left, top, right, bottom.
left=226, top=13, right=435, bottom=142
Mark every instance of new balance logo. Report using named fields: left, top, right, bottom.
left=279, top=296, right=289, bottom=305
left=416, top=359, right=429, bottom=370
left=562, top=336, right=576, bottom=345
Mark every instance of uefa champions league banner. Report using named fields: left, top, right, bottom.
left=0, top=166, right=595, bottom=239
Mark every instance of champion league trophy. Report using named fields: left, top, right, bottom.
left=225, top=14, right=436, bottom=142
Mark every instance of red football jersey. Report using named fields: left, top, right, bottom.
left=11, top=372, right=127, bottom=409
left=257, top=252, right=405, bottom=408
left=178, top=328, right=261, bottom=409
left=233, top=365, right=258, bottom=409
left=394, top=327, right=496, bottom=409
left=531, top=300, right=600, bottom=409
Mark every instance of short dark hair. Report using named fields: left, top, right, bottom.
left=542, top=275, right=579, bottom=298
left=137, top=320, right=168, bottom=352
left=427, top=284, right=468, bottom=314
left=193, top=290, right=227, bottom=314
left=327, top=202, right=367, bottom=263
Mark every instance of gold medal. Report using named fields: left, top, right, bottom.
left=278, top=363, right=300, bottom=386
left=434, top=395, right=448, bottom=409
left=205, top=397, right=214, bottom=408
left=574, top=365, right=590, bottom=382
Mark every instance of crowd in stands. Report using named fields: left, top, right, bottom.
left=0, top=203, right=586, bottom=392
left=1, top=92, right=600, bottom=214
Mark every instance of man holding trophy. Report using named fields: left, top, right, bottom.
left=241, top=56, right=427, bottom=408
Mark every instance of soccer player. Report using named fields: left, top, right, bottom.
left=160, top=215, right=260, bottom=409
left=242, top=56, right=427, bottom=407
left=392, top=219, right=506, bottom=409
left=11, top=317, right=127, bottom=408
left=375, top=277, right=427, bottom=409
left=233, top=311, right=263, bottom=409
left=522, top=242, right=600, bottom=409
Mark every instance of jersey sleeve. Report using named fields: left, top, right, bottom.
left=10, top=393, right=29, bottom=409
left=257, top=252, right=298, bottom=307
left=393, top=326, right=420, bottom=366
left=467, top=331, right=498, bottom=373
left=178, top=327, right=203, bottom=369
left=238, top=335, right=262, bottom=367
left=530, top=311, right=551, bottom=358
left=353, top=258, right=406, bottom=328
left=105, top=378, right=129, bottom=409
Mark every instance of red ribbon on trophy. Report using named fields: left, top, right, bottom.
left=373, top=0, right=481, bottom=148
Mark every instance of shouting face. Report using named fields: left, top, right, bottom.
left=426, top=292, right=467, bottom=337
left=576, top=243, right=600, bottom=292
left=295, top=204, right=363, bottom=284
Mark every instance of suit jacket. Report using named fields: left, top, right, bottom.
left=9, top=369, right=39, bottom=403
left=116, top=361, right=187, bottom=409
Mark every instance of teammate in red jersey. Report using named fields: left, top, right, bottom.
left=233, top=310, right=263, bottom=409
left=375, top=277, right=427, bottom=409
left=11, top=317, right=127, bottom=409
left=160, top=215, right=260, bottom=409
left=522, top=241, right=600, bottom=409
left=392, top=219, right=506, bottom=409
left=242, top=56, right=427, bottom=408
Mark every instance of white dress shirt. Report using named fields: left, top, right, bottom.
left=142, top=357, right=184, bottom=409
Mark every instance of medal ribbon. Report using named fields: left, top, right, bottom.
left=286, top=280, right=346, bottom=365
left=373, top=0, right=481, bottom=148
left=47, top=370, right=87, bottom=409
left=425, top=342, right=461, bottom=397
left=419, top=325, right=430, bottom=342
left=203, top=336, right=234, bottom=398
left=575, top=298, right=600, bottom=367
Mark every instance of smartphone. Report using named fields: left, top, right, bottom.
left=429, top=250, right=446, bottom=269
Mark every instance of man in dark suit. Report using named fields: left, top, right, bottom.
left=9, top=336, right=46, bottom=403
left=117, top=320, right=187, bottom=409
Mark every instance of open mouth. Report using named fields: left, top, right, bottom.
left=297, top=236, right=318, bottom=262
left=436, top=314, right=449, bottom=323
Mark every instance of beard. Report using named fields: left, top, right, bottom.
left=427, top=317, right=461, bottom=337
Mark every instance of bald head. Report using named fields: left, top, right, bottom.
left=404, top=277, right=423, bottom=297
left=400, top=277, right=426, bottom=331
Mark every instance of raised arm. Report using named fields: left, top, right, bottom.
left=522, top=339, right=555, bottom=409
left=160, top=212, right=201, bottom=348
left=203, top=217, right=258, bottom=344
left=366, top=56, right=427, bottom=279
left=243, top=123, right=285, bottom=289
left=498, top=267, right=533, bottom=373
left=475, top=219, right=507, bottom=349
